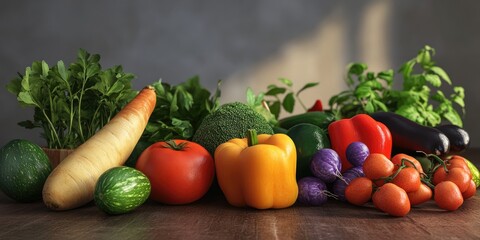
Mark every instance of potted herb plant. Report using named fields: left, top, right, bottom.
left=6, top=49, right=137, bottom=167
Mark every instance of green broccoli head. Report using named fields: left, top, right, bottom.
left=192, top=102, right=274, bottom=156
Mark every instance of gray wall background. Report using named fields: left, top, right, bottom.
left=1, top=0, right=479, bottom=148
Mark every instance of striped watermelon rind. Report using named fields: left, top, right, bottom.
left=94, top=166, right=151, bottom=215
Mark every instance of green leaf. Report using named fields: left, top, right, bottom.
left=254, top=92, right=265, bottom=105
left=424, top=74, right=441, bottom=87
left=268, top=101, right=281, bottom=118
left=177, top=88, right=194, bottom=111
left=373, top=99, right=388, bottom=112
left=296, top=82, right=319, bottom=96
left=348, top=63, right=368, bottom=75
left=435, top=90, right=446, bottom=99
left=377, top=70, right=394, bottom=85
left=6, top=77, right=22, bottom=95
left=56, top=60, right=68, bottom=81
left=442, top=109, right=463, bottom=127
left=18, top=120, right=38, bottom=129
left=416, top=49, right=431, bottom=66
left=153, top=80, right=166, bottom=96
left=364, top=101, right=374, bottom=113
left=17, top=92, right=36, bottom=106
left=355, top=86, right=373, bottom=99
left=361, top=80, right=383, bottom=90
left=329, top=91, right=353, bottom=107
left=246, top=88, right=255, bottom=105
left=107, top=81, right=125, bottom=95
left=454, top=86, right=465, bottom=98
left=21, top=67, right=31, bottom=91
left=41, top=61, right=50, bottom=78
left=430, top=66, right=451, bottom=85
left=278, top=78, right=293, bottom=87
left=399, top=60, right=415, bottom=78
left=282, top=92, right=295, bottom=113
left=452, top=96, right=465, bottom=108
left=265, top=87, right=286, bottom=96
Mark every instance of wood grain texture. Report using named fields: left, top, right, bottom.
left=1, top=149, right=479, bottom=239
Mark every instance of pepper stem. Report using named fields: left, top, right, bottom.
left=247, top=129, right=258, bottom=147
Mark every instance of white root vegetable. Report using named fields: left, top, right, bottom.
left=42, top=86, right=156, bottom=210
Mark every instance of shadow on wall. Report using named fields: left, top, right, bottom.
left=222, top=1, right=392, bottom=117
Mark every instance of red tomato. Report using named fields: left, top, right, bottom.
left=445, top=168, right=471, bottom=193
left=391, top=153, right=424, bottom=174
left=136, top=140, right=214, bottom=204
left=363, top=153, right=394, bottom=186
left=391, top=167, right=421, bottom=193
left=345, top=177, right=373, bottom=206
left=407, top=183, right=432, bottom=206
left=447, top=156, right=471, bottom=177
left=462, top=180, right=477, bottom=200
left=372, top=183, right=411, bottom=217
left=434, top=181, right=463, bottom=211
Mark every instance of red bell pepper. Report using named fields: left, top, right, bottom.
left=307, top=99, right=323, bottom=112
left=327, top=114, right=392, bottom=171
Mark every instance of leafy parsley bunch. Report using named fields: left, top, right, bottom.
left=329, top=45, right=465, bottom=127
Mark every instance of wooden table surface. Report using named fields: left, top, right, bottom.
left=1, top=150, right=480, bottom=240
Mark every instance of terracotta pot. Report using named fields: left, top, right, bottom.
left=42, top=148, right=74, bottom=168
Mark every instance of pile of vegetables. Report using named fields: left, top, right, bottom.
left=0, top=46, right=477, bottom=218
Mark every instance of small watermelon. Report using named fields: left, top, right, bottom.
left=94, top=166, right=151, bottom=215
left=0, top=139, right=52, bottom=202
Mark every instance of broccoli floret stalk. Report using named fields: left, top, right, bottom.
left=192, top=102, right=274, bottom=156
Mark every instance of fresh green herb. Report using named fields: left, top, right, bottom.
left=6, top=49, right=137, bottom=149
left=142, top=76, right=221, bottom=143
left=328, top=45, right=465, bottom=127
left=246, top=78, right=319, bottom=125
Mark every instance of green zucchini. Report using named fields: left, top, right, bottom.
left=94, top=166, right=151, bottom=215
left=0, top=139, right=52, bottom=202
left=278, top=111, right=336, bottom=130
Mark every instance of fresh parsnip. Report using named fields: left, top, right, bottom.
left=42, top=86, right=156, bottom=211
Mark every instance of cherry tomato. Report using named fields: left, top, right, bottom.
left=407, top=183, right=432, bottom=206
left=445, top=168, right=472, bottom=193
left=434, top=181, right=463, bottom=211
left=391, top=167, right=421, bottom=193
left=433, top=166, right=448, bottom=185
left=462, top=180, right=477, bottom=200
left=363, top=153, right=394, bottom=186
left=447, top=156, right=471, bottom=177
left=372, top=183, right=410, bottom=217
left=391, top=153, right=424, bottom=174
left=135, top=140, right=214, bottom=204
left=345, top=177, right=373, bottom=206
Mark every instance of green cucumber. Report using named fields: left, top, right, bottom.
left=94, top=166, right=151, bottom=215
left=278, top=111, right=336, bottom=130
left=465, top=159, right=480, bottom=187
left=0, top=139, right=52, bottom=202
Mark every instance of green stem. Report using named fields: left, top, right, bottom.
left=77, top=84, right=85, bottom=143
left=421, top=178, right=436, bottom=189
left=247, top=129, right=258, bottom=147
left=41, top=108, right=61, bottom=148
left=47, top=87, right=61, bottom=148
left=298, top=97, right=307, bottom=111
left=57, top=76, right=75, bottom=148
left=163, top=140, right=187, bottom=151
left=89, top=99, right=104, bottom=137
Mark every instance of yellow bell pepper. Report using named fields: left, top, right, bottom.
left=214, top=129, right=298, bottom=209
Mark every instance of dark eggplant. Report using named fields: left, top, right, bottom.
left=435, top=124, right=470, bottom=153
left=370, top=112, right=450, bottom=156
